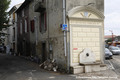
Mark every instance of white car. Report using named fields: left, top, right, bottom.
left=109, top=46, right=120, bottom=55
left=105, top=48, right=112, bottom=59
left=116, top=45, right=120, bottom=48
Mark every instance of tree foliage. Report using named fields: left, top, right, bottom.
left=0, top=0, right=11, bottom=30
left=105, top=38, right=112, bottom=44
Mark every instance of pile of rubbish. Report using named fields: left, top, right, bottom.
left=39, top=59, right=58, bottom=72
left=23, top=56, right=40, bottom=64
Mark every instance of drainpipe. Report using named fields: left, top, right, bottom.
left=63, top=0, right=66, bottom=56
left=46, top=0, right=50, bottom=59
left=63, top=0, right=70, bottom=73
left=33, top=1, right=38, bottom=45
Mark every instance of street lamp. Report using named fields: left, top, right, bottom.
left=109, top=30, right=114, bottom=44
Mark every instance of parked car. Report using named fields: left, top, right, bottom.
left=109, top=46, right=120, bottom=55
left=105, top=48, right=112, bottom=59
left=0, top=45, right=4, bottom=52
left=116, top=45, right=120, bottom=48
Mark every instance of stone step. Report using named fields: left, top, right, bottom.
left=71, top=64, right=107, bottom=74
left=100, top=64, right=107, bottom=71
left=70, top=66, right=84, bottom=74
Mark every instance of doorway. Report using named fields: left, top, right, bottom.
left=42, top=43, right=47, bottom=62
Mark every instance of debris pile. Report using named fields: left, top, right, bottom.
left=23, top=56, right=40, bottom=64
left=39, top=59, right=58, bottom=72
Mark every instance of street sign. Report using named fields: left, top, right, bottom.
left=62, top=24, right=67, bottom=31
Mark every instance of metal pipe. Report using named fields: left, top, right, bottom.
left=63, top=0, right=70, bottom=73
left=63, top=0, right=66, bottom=56
left=46, top=0, right=50, bottom=59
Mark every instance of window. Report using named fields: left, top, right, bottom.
left=20, top=20, right=22, bottom=34
left=25, top=18, right=29, bottom=32
left=25, top=19, right=27, bottom=33
left=44, top=12, right=47, bottom=31
left=39, top=12, right=47, bottom=33
left=22, top=9, right=24, bottom=17
left=30, top=20, right=35, bottom=33
left=13, top=13, right=15, bottom=20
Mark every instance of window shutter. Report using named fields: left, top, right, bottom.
left=13, top=13, right=15, bottom=21
left=44, top=12, right=47, bottom=31
left=31, top=20, right=34, bottom=32
left=26, top=18, right=29, bottom=32
left=18, top=22, right=20, bottom=35
left=25, top=19, right=27, bottom=33
left=22, top=20, right=24, bottom=33
left=39, top=15, right=41, bottom=32
left=20, top=20, right=23, bottom=34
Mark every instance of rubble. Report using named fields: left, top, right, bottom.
left=39, top=59, right=58, bottom=72
left=22, top=56, right=40, bottom=64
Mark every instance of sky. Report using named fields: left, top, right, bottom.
left=105, top=0, right=120, bottom=35
left=9, top=0, right=120, bottom=35
left=8, top=0, right=25, bottom=11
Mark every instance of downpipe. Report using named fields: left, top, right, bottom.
left=63, top=0, right=66, bottom=56
left=63, top=0, right=70, bottom=73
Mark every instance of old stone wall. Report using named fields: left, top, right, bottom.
left=46, top=0, right=67, bottom=69
left=29, top=1, right=41, bottom=57
left=27, top=0, right=104, bottom=70
left=28, top=0, right=67, bottom=69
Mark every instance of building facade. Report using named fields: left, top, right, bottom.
left=16, top=1, right=31, bottom=56
left=8, top=4, right=21, bottom=54
left=16, top=0, right=104, bottom=73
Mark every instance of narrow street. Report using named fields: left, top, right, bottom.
left=0, top=54, right=75, bottom=80
left=0, top=53, right=119, bottom=80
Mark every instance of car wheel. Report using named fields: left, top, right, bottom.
left=110, top=56, right=113, bottom=59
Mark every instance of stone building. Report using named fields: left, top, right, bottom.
left=16, top=1, right=31, bottom=56
left=16, top=0, right=104, bottom=73
left=7, top=4, right=21, bottom=54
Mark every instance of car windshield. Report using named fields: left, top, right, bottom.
left=112, top=47, right=120, bottom=50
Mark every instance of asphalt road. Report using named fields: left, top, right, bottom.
left=0, top=54, right=76, bottom=80
left=0, top=53, right=119, bottom=80
left=105, top=55, right=120, bottom=76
